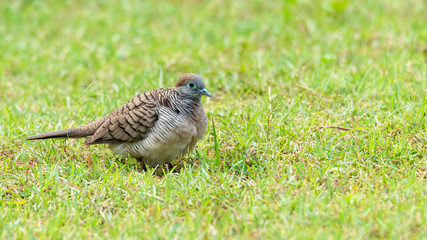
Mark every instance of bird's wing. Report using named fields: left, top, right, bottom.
left=84, top=94, right=159, bottom=145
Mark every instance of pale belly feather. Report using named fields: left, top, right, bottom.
left=108, top=111, right=201, bottom=167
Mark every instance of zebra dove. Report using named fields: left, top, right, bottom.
left=27, top=73, right=212, bottom=170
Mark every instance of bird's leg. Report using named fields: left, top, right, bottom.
left=136, top=158, right=147, bottom=172
left=166, top=163, right=179, bottom=173
left=166, top=163, right=174, bottom=171
left=141, top=164, right=147, bottom=172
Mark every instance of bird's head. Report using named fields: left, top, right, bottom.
left=174, top=73, right=213, bottom=100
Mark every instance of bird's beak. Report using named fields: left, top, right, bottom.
left=199, top=89, right=213, bottom=98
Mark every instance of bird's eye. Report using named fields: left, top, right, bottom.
left=188, top=82, right=196, bottom=88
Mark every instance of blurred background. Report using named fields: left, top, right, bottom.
left=1, top=0, right=425, bottom=110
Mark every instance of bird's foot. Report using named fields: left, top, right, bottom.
left=166, top=163, right=179, bottom=173
left=136, top=158, right=147, bottom=172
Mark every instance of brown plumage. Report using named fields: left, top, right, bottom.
left=27, top=73, right=212, bottom=170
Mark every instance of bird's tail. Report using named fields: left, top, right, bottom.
left=26, top=124, right=96, bottom=141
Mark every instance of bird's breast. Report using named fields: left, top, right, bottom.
left=109, top=106, right=206, bottom=167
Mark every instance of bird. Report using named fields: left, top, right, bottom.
left=27, top=73, right=212, bottom=171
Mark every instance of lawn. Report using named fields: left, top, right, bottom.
left=1, top=0, right=426, bottom=239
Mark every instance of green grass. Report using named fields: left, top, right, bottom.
left=1, top=0, right=426, bottom=238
